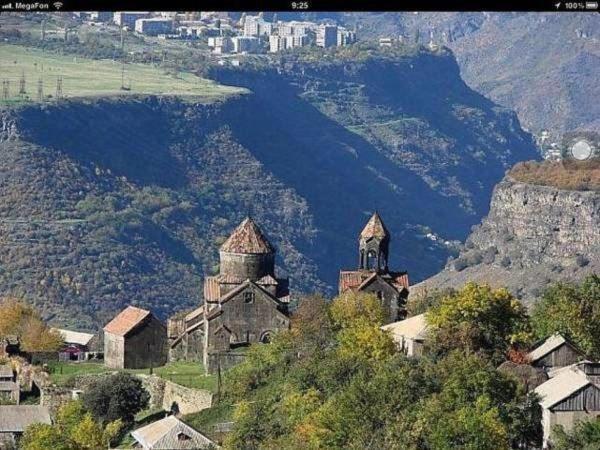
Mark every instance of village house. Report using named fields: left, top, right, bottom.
left=131, top=415, right=216, bottom=449
left=535, top=361, right=600, bottom=448
left=104, top=306, right=168, bottom=369
left=528, top=332, right=586, bottom=371
left=52, top=328, right=98, bottom=362
left=339, top=213, right=409, bottom=324
left=168, top=217, right=291, bottom=373
left=382, top=313, right=429, bottom=357
left=0, top=405, right=51, bottom=448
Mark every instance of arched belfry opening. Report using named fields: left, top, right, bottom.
left=358, top=212, right=390, bottom=272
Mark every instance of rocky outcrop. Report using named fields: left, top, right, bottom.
left=415, top=177, right=600, bottom=303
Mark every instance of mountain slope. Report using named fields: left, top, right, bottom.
left=333, top=12, right=600, bottom=141
left=0, top=49, right=538, bottom=329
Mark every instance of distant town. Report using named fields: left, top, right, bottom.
left=70, top=11, right=357, bottom=55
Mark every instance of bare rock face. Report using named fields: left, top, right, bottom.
left=415, top=177, right=600, bottom=304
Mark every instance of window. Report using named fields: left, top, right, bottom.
left=177, top=432, right=191, bottom=441
left=244, top=291, right=255, bottom=304
left=376, top=291, right=384, bottom=301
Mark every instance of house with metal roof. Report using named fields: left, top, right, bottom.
left=131, top=415, right=216, bottom=449
left=104, top=306, right=167, bottom=369
left=534, top=361, right=600, bottom=448
left=52, top=328, right=98, bottom=362
left=0, top=405, right=51, bottom=448
left=528, top=332, right=586, bottom=370
left=382, top=313, right=429, bottom=357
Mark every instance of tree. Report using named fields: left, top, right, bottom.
left=21, top=401, right=123, bottom=450
left=552, top=418, right=600, bottom=450
left=0, top=298, right=63, bottom=352
left=426, top=283, right=532, bottom=363
left=406, top=287, right=455, bottom=316
left=82, top=372, right=149, bottom=425
left=531, top=274, right=600, bottom=358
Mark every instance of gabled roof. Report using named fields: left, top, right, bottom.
left=131, top=415, right=216, bottom=449
left=220, top=217, right=274, bottom=254
left=360, top=212, right=389, bottom=239
left=534, top=366, right=593, bottom=409
left=382, top=314, right=429, bottom=341
left=528, top=333, right=584, bottom=363
left=52, top=328, right=95, bottom=346
left=339, top=270, right=409, bottom=293
left=0, top=406, right=51, bottom=432
left=104, top=306, right=151, bottom=337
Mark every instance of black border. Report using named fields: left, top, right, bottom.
left=2, top=0, right=598, bottom=12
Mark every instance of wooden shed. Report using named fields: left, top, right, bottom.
left=528, top=333, right=586, bottom=370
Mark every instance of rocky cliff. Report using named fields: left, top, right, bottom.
left=415, top=177, right=600, bottom=302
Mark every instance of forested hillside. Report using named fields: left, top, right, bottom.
left=0, top=47, right=537, bottom=329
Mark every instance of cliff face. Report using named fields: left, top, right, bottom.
left=0, top=50, right=538, bottom=328
left=416, top=178, right=600, bottom=302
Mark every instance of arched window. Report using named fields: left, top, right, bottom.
left=260, top=331, right=272, bottom=344
left=366, top=250, right=377, bottom=270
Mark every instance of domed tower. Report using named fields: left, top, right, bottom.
left=359, top=212, right=390, bottom=272
left=219, top=217, right=275, bottom=281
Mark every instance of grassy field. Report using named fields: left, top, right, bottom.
left=47, top=361, right=217, bottom=392
left=0, top=44, right=244, bottom=102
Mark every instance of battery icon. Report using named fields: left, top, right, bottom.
left=586, top=1, right=598, bottom=8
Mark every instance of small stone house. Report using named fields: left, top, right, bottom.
left=0, top=405, right=51, bottom=448
left=104, top=306, right=168, bottom=369
left=131, top=415, right=216, bottom=449
left=382, top=313, right=429, bottom=357
left=535, top=362, right=600, bottom=448
left=528, top=333, right=586, bottom=370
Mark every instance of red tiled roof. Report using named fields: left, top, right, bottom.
left=104, top=306, right=150, bottom=337
left=391, top=272, right=410, bottom=290
left=339, top=271, right=369, bottom=292
left=339, top=270, right=409, bottom=293
left=220, top=218, right=274, bottom=254
left=257, top=275, right=278, bottom=286
left=360, top=212, right=389, bottom=239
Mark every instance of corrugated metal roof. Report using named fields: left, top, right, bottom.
left=52, top=328, right=95, bottom=346
left=0, top=365, right=13, bottom=379
left=528, top=333, right=567, bottom=362
left=360, top=212, right=389, bottom=239
left=104, top=306, right=150, bottom=337
left=220, top=217, right=273, bottom=254
left=382, top=314, right=429, bottom=341
left=0, top=381, right=19, bottom=392
left=131, top=415, right=216, bottom=449
left=0, top=406, right=51, bottom=432
left=534, top=367, right=592, bottom=409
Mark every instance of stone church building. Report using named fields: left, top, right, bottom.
left=168, top=218, right=290, bottom=373
left=339, top=212, right=409, bottom=323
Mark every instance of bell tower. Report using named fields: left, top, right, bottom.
left=359, top=212, right=390, bottom=272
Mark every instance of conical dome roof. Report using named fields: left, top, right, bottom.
left=220, top=218, right=274, bottom=254
left=360, top=212, right=389, bottom=239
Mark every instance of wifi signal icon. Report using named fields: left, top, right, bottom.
left=53, top=1, right=63, bottom=9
